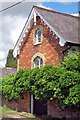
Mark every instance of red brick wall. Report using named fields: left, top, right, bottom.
left=18, top=20, right=67, bottom=70
left=17, top=18, right=75, bottom=117
left=48, top=99, right=80, bottom=119
left=1, top=94, right=80, bottom=118
left=2, top=93, right=29, bottom=112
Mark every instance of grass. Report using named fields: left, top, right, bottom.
left=0, top=105, right=19, bottom=117
left=0, top=105, right=41, bottom=119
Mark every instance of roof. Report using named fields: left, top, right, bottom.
left=0, top=67, right=17, bottom=78
left=13, top=5, right=80, bottom=57
left=34, top=6, right=79, bottom=44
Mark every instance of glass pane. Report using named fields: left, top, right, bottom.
left=37, top=30, right=41, bottom=37
left=35, top=58, right=39, bottom=65
left=35, top=29, right=42, bottom=43
left=38, top=37, right=41, bottom=42
left=34, top=56, right=43, bottom=68
left=37, top=30, right=41, bottom=42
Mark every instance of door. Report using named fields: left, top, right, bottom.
left=33, top=97, right=47, bottom=116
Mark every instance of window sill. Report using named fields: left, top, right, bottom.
left=34, top=42, right=42, bottom=46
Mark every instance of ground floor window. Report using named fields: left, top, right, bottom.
left=33, top=56, right=43, bottom=68
left=31, top=52, right=45, bottom=69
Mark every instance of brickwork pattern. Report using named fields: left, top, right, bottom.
left=18, top=20, right=67, bottom=70
left=1, top=93, right=29, bottom=112
left=48, top=99, right=80, bottom=119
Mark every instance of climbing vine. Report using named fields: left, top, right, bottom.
left=1, top=52, right=80, bottom=107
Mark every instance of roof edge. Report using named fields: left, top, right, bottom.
left=33, top=5, right=80, bottom=19
left=13, top=5, right=79, bottom=57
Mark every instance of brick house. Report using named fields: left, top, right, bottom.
left=13, top=6, right=80, bottom=118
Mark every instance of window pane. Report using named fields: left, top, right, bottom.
left=35, top=29, right=42, bottom=43
left=37, top=30, right=41, bottom=37
left=37, top=30, right=41, bottom=42
left=35, top=58, right=39, bottom=65
left=34, top=56, right=43, bottom=68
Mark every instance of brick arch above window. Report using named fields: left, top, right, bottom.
left=31, top=52, right=45, bottom=69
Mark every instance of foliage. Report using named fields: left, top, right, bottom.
left=64, top=84, right=80, bottom=106
left=2, top=74, right=17, bottom=100
left=61, top=52, right=80, bottom=72
left=56, top=71, right=80, bottom=106
left=57, top=52, right=80, bottom=106
left=0, top=78, right=2, bottom=94
left=5, top=49, right=17, bottom=68
left=2, top=52, right=80, bottom=107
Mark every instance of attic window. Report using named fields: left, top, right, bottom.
left=34, top=28, right=42, bottom=45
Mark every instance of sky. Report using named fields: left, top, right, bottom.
left=0, top=0, right=79, bottom=68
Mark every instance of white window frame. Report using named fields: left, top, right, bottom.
left=33, top=56, right=43, bottom=68
left=34, top=26, right=43, bottom=45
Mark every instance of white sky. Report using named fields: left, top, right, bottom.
left=0, top=0, right=79, bottom=67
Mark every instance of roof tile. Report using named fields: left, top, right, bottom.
left=34, top=6, right=80, bottom=44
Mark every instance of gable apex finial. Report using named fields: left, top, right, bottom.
left=33, top=9, right=36, bottom=25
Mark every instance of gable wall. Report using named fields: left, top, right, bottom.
left=18, top=20, right=67, bottom=70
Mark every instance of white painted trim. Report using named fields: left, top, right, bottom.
left=13, top=7, right=66, bottom=57
left=28, top=93, right=30, bottom=113
left=34, top=10, right=36, bottom=25
left=17, top=58, right=19, bottom=70
left=31, top=95, right=34, bottom=114
left=33, top=25, right=43, bottom=45
left=31, top=52, right=45, bottom=69
left=59, top=39, right=66, bottom=46
left=13, top=47, right=18, bottom=58
left=34, top=41, right=42, bottom=46
left=13, top=8, right=35, bottom=57
left=34, top=9, right=66, bottom=46
left=21, top=39, right=23, bottom=42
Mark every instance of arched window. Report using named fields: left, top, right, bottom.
left=31, top=53, right=45, bottom=69
left=34, top=28, right=42, bottom=44
left=33, top=56, right=43, bottom=68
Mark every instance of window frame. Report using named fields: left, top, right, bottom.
left=31, top=53, right=45, bottom=69
left=33, top=26, right=43, bottom=45
left=33, top=56, right=43, bottom=68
